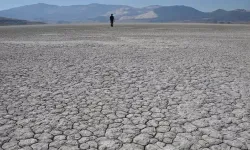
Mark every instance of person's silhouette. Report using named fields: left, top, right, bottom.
left=110, top=14, right=115, bottom=27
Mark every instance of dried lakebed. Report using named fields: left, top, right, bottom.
left=0, top=24, right=250, bottom=150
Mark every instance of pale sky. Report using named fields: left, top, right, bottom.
left=0, top=0, right=249, bottom=11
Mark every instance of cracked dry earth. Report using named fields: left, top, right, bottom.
left=0, top=24, right=250, bottom=150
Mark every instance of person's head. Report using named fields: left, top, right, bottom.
left=111, top=14, right=113, bottom=16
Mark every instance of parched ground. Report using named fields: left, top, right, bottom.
left=0, top=23, right=250, bottom=150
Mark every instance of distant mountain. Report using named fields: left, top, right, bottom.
left=209, top=9, right=250, bottom=22
left=0, top=17, right=45, bottom=25
left=152, top=6, right=207, bottom=22
left=92, top=5, right=250, bottom=23
left=97, top=5, right=160, bottom=22
left=0, top=3, right=129, bottom=23
left=0, top=3, right=249, bottom=23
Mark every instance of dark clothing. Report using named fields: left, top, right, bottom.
left=110, top=16, right=114, bottom=22
left=110, top=16, right=114, bottom=27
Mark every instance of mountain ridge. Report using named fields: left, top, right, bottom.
left=0, top=3, right=249, bottom=23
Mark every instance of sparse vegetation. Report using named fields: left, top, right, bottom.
left=0, top=17, right=45, bottom=26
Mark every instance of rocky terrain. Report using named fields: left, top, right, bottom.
left=0, top=23, right=250, bottom=150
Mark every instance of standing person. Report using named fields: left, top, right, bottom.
left=110, top=14, right=115, bottom=27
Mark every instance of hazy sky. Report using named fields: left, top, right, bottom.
left=0, top=0, right=249, bottom=11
